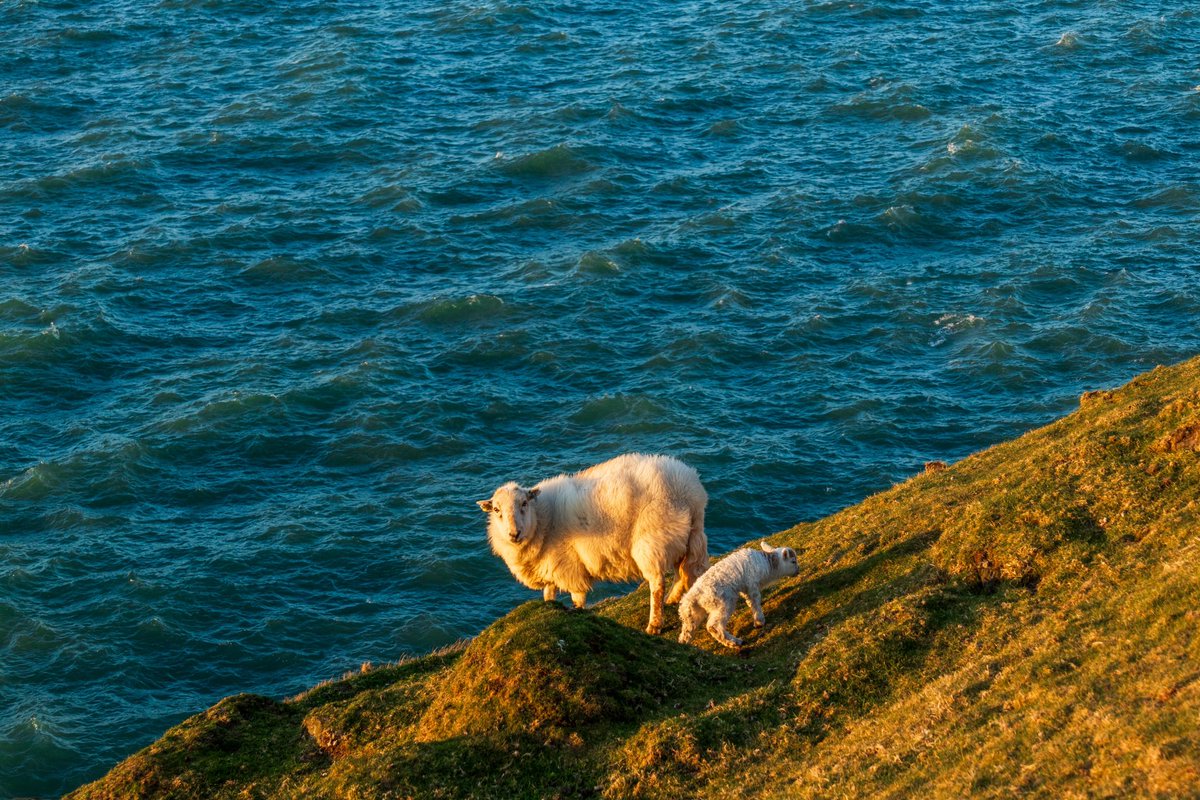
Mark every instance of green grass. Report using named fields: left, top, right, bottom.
left=68, top=358, right=1200, bottom=799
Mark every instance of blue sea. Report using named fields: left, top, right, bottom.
left=2, top=0, right=1198, bottom=795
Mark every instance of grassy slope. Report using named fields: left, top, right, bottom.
left=68, top=358, right=1200, bottom=800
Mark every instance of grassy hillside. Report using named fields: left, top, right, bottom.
left=69, top=358, right=1200, bottom=799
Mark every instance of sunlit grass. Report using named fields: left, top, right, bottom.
left=69, top=358, right=1200, bottom=799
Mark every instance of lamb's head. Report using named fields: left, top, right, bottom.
left=477, top=482, right=541, bottom=544
left=760, top=541, right=800, bottom=578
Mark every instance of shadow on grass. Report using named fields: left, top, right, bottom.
left=598, top=527, right=1001, bottom=791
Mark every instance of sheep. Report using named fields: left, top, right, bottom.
left=477, top=453, right=709, bottom=635
left=677, top=541, right=799, bottom=649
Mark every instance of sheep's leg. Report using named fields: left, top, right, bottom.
left=631, top=535, right=671, bottom=634
left=665, top=558, right=691, bottom=605
left=542, top=585, right=557, bottom=602
left=743, top=588, right=766, bottom=627
left=665, top=577, right=687, bottom=605
left=570, top=591, right=587, bottom=609
left=646, top=575, right=666, bottom=635
left=705, top=599, right=743, bottom=648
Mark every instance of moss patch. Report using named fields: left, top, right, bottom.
left=418, top=602, right=731, bottom=742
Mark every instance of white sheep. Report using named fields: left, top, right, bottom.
left=477, top=453, right=709, bottom=634
left=678, top=541, right=799, bottom=648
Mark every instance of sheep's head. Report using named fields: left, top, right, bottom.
left=761, top=541, right=800, bottom=577
left=477, top=482, right=541, bottom=544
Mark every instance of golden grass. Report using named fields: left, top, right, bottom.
left=69, top=358, right=1200, bottom=800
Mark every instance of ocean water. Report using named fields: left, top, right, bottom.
left=2, top=0, right=1198, bottom=795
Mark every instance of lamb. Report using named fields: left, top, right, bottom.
left=678, top=541, right=799, bottom=648
left=477, top=453, right=709, bottom=635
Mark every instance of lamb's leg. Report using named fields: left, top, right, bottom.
left=742, top=588, right=766, bottom=627
left=542, top=585, right=557, bottom=602
left=705, top=598, right=743, bottom=648
left=646, top=575, right=666, bottom=635
left=570, top=591, right=587, bottom=609
left=677, top=596, right=701, bottom=644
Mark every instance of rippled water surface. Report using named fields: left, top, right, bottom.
left=3, top=0, right=1199, bottom=794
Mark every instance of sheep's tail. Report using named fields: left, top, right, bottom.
left=684, top=505, right=709, bottom=577
left=668, top=504, right=708, bottom=605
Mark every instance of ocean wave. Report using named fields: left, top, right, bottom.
left=821, top=218, right=884, bottom=244
left=707, top=286, right=753, bottom=310
left=238, top=257, right=335, bottom=283
left=1117, top=140, right=1173, bottom=162
left=427, top=2, right=543, bottom=33
left=703, top=119, right=744, bottom=138
left=573, top=250, right=621, bottom=276
left=570, top=394, right=669, bottom=427
left=454, top=197, right=596, bottom=230
left=941, top=124, right=1004, bottom=163
left=415, top=294, right=507, bottom=325
left=57, top=27, right=126, bottom=45
left=430, top=329, right=533, bottom=371
left=1025, top=327, right=1133, bottom=357
left=320, top=436, right=443, bottom=469
left=804, top=0, right=924, bottom=18
left=0, top=323, right=67, bottom=365
left=930, top=313, right=987, bottom=347
left=357, top=182, right=421, bottom=211
left=153, top=392, right=283, bottom=436
left=826, top=92, right=931, bottom=122
left=1131, top=185, right=1199, bottom=211
left=1125, top=18, right=1170, bottom=55
left=1053, top=31, right=1082, bottom=50
left=16, top=155, right=152, bottom=200
left=0, top=297, right=54, bottom=324
left=494, top=144, right=594, bottom=179
left=877, top=204, right=932, bottom=235
left=0, top=91, right=87, bottom=132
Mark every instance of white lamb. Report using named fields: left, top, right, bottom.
left=678, top=541, right=799, bottom=648
left=477, top=453, right=709, bottom=635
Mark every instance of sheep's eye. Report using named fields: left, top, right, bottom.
left=521, top=501, right=528, bottom=509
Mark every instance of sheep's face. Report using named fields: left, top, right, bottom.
left=477, top=483, right=540, bottom=544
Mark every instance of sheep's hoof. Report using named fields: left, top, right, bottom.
left=724, top=637, right=745, bottom=648
left=646, top=622, right=664, bottom=635
left=753, top=620, right=765, bottom=629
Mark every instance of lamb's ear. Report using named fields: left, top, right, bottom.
left=767, top=551, right=781, bottom=570
left=527, top=488, right=540, bottom=500
left=477, top=499, right=494, bottom=513
left=760, top=540, right=774, bottom=553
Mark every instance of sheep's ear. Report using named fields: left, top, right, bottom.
left=760, top=541, right=774, bottom=552
left=477, top=499, right=494, bottom=513
left=527, top=488, right=540, bottom=500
